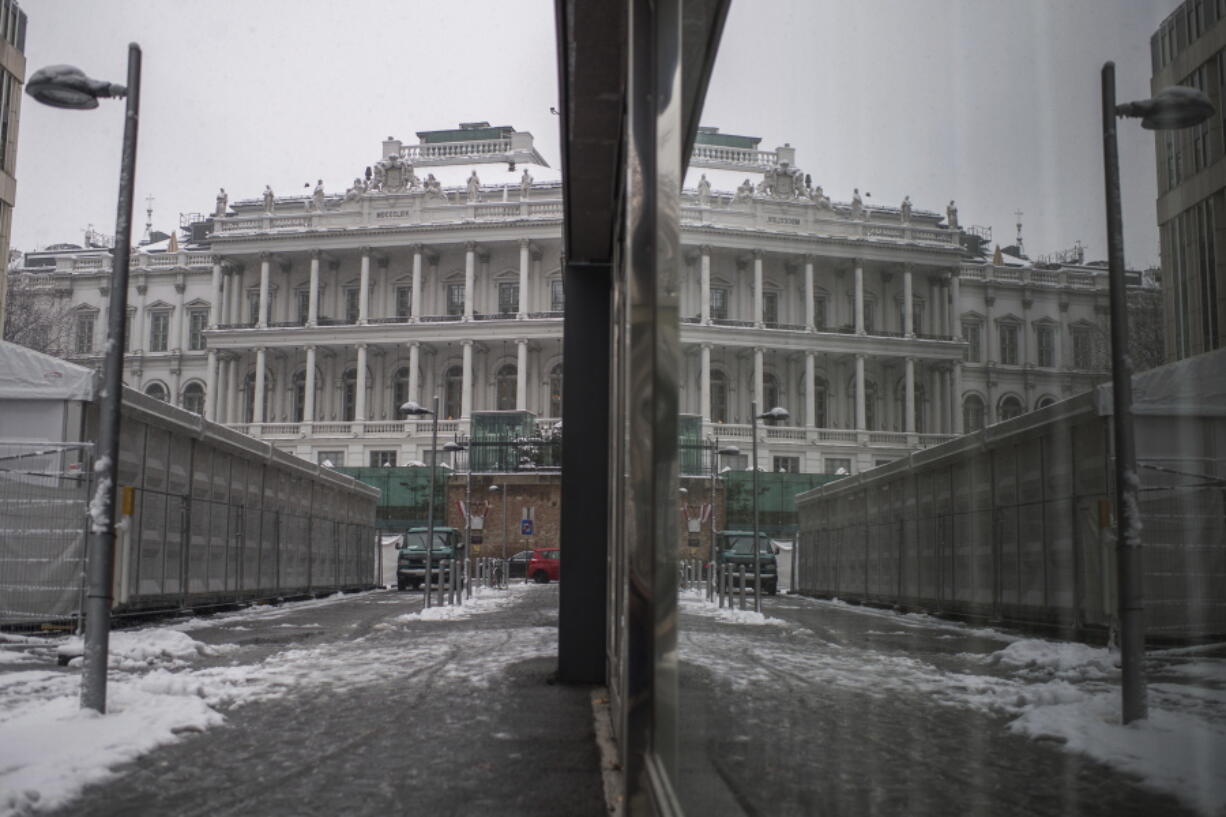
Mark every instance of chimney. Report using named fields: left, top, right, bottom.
left=775, top=143, right=796, bottom=166
left=382, top=136, right=402, bottom=159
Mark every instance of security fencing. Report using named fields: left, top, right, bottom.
left=0, top=441, right=92, bottom=626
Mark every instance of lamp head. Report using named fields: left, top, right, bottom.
left=26, top=65, right=126, bottom=110
left=443, top=441, right=466, bottom=452
left=1118, top=85, right=1215, bottom=130
left=717, top=445, right=741, bottom=457
left=757, top=406, right=790, bottom=422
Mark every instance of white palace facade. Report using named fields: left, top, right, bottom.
left=10, top=123, right=1128, bottom=474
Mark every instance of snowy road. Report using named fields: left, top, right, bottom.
left=675, top=590, right=1226, bottom=816
left=0, top=585, right=605, bottom=817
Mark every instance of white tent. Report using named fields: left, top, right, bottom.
left=0, top=340, right=95, bottom=440
left=1095, top=347, right=1226, bottom=417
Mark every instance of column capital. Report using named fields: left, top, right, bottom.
left=461, top=338, right=474, bottom=347
left=752, top=249, right=763, bottom=261
left=855, top=352, right=865, bottom=361
left=465, top=240, right=478, bottom=252
left=259, top=251, right=272, bottom=262
left=803, top=253, right=816, bottom=265
left=356, top=342, right=368, bottom=351
left=359, top=246, right=372, bottom=258
left=903, top=262, right=913, bottom=275
left=210, top=254, right=224, bottom=266
left=406, top=340, right=420, bottom=349
left=699, top=244, right=712, bottom=255
left=412, top=242, right=426, bottom=254
left=305, top=343, right=317, bottom=352
left=519, top=237, right=531, bottom=249
left=310, top=248, right=323, bottom=260
left=700, top=342, right=712, bottom=351
left=516, top=337, right=528, bottom=346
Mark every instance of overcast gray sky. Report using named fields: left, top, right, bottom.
left=14, top=0, right=1173, bottom=266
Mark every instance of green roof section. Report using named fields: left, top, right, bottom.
left=694, top=126, right=762, bottom=150
left=415, top=122, right=516, bottom=144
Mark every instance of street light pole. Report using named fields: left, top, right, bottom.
left=27, top=47, right=142, bottom=714
left=751, top=401, right=761, bottom=613
left=1102, top=62, right=1213, bottom=724
left=402, top=398, right=440, bottom=607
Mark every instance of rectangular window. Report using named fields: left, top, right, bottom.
left=863, top=301, right=875, bottom=333
left=369, top=450, right=397, bottom=468
left=772, top=456, right=799, bottom=473
left=963, top=322, right=981, bottom=362
left=124, top=308, right=135, bottom=351
left=148, top=312, right=170, bottom=352
left=344, top=288, right=359, bottom=323
left=711, top=287, right=729, bottom=320
left=813, top=295, right=827, bottom=330
left=999, top=323, right=1019, bottom=365
left=395, top=286, right=412, bottom=319
left=317, top=451, right=344, bottom=467
left=75, top=313, right=95, bottom=354
left=247, top=292, right=260, bottom=325
left=296, top=290, right=310, bottom=324
left=446, top=283, right=465, bottom=316
left=1073, top=328, right=1093, bottom=369
left=550, top=279, right=565, bottom=312
left=499, top=281, right=520, bottom=314
left=763, top=291, right=778, bottom=326
left=913, top=303, right=924, bottom=335
left=826, top=457, right=852, bottom=476
left=1036, top=325, right=1054, bottom=367
left=188, top=309, right=208, bottom=351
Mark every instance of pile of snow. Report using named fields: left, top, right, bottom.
left=679, top=592, right=784, bottom=627
left=392, top=583, right=529, bottom=624
left=988, top=639, right=1117, bottom=680
left=56, top=630, right=226, bottom=670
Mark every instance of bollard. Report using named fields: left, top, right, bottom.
left=738, top=565, right=746, bottom=610
left=718, top=564, right=726, bottom=609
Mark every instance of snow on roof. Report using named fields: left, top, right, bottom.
left=1095, top=347, right=1226, bottom=417
left=0, top=340, right=95, bottom=401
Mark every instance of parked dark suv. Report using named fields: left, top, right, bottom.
left=715, top=531, right=777, bottom=595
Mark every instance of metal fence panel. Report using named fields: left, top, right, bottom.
left=0, top=441, right=91, bottom=624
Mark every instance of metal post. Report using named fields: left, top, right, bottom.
left=709, top=436, right=718, bottom=601
left=1102, top=61, right=1146, bottom=723
left=82, top=44, right=141, bottom=715
left=424, top=396, right=439, bottom=609
left=751, top=401, right=762, bottom=613
left=465, top=447, right=472, bottom=600
left=501, top=483, right=508, bottom=588
left=738, top=565, right=746, bottom=610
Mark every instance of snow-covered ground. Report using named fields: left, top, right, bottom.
left=679, top=589, right=1226, bottom=816
left=0, top=585, right=544, bottom=817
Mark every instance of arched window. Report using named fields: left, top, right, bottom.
left=814, top=375, right=828, bottom=428
left=763, top=373, right=780, bottom=413
left=1036, top=395, right=1056, bottom=410
left=443, top=365, right=463, bottom=419
left=711, top=370, right=728, bottom=423
left=998, top=394, right=1025, bottom=421
left=963, top=394, right=985, bottom=432
left=496, top=364, right=517, bottom=410
left=393, top=367, right=412, bottom=417
left=292, top=370, right=307, bottom=422
left=548, top=364, right=563, bottom=418
left=144, top=382, right=168, bottom=402
left=342, top=368, right=357, bottom=422
left=182, top=382, right=205, bottom=415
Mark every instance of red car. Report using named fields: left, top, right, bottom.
left=527, top=548, right=561, bottom=583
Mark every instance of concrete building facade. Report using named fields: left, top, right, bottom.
left=0, top=0, right=25, bottom=336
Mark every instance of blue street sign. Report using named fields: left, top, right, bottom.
left=521, top=519, right=534, bottom=536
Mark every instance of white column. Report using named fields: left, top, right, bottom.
left=855, top=353, right=866, bottom=430
left=700, top=343, right=711, bottom=421
left=700, top=246, right=711, bottom=324
left=210, top=257, right=223, bottom=329
left=753, top=346, right=764, bottom=412
left=518, top=239, right=530, bottom=318
left=355, top=343, right=368, bottom=421
left=461, top=340, right=473, bottom=417
left=253, top=348, right=267, bottom=423
left=205, top=349, right=218, bottom=421
left=229, top=270, right=241, bottom=326
left=411, top=245, right=423, bottom=322
left=358, top=249, right=371, bottom=324
left=303, top=345, right=317, bottom=423
left=229, top=355, right=242, bottom=423
left=905, top=357, right=916, bottom=433
left=805, top=351, right=816, bottom=428
left=950, top=271, right=962, bottom=339
left=804, top=256, right=815, bottom=331
left=308, top=251, right=320, bottom=326
left=854, top=259, right=865, bottom=334
left=258, top=253, right=271, bottom=328
left=172, top=283, right=186, bottom=352
left=464, top=242, right=476, bottom=319
left=516, top=339, right=528, bottom=410
left=407, top=342, right=420, bottom=410
left=903, top=264, right=914, bottom=337
left=753, top=251, right=763, bottom=327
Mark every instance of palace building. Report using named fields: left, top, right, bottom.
left=9, top=122, right=1140, bottom=474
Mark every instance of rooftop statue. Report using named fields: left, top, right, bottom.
left=373, top=152, right=415, bottom=193
left=345, top=177, right=367, bottom=202
left=813, top=185, right=831, bottom=209
left=851, top=188, right=863, bottom=218
left=697, top=174, right=711, bottom=206
left=311, top=179, right=326, bottom=211
left=900, top=195, right=912, bottom=224
left=215, top=188, right=228, bottom=217
left=424, top=173, right=447, bottom=201
left=947, top=200, right=959, bottom=229
left=262, top=185, right=275, bottom=214
left=467, top=171, right=482, bottom=203
left=734, top=178, right=754, bottom=203
left=520, top=168, right=533, bottom=200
